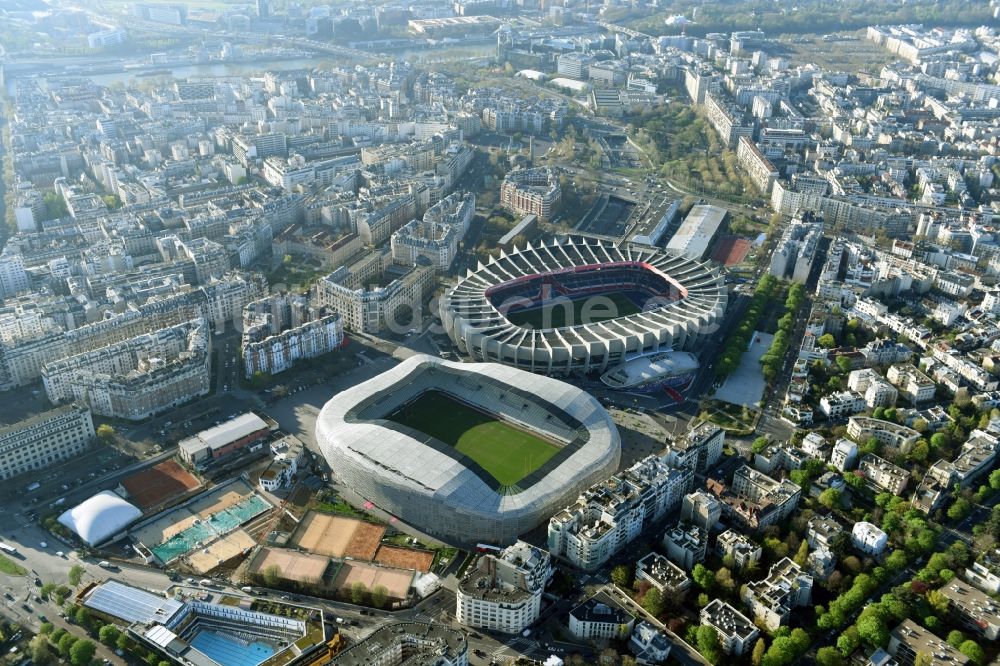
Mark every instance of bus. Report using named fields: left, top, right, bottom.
left=0, top=543, right=18, bottom=555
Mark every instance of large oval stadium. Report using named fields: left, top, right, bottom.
left=315, top=354, right=620, bottom=546
left=439, top=236, right=727, bottom=375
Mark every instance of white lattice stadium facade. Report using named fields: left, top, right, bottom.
left=439, top=237, right=727, bottom=375
left=315, top=354, right=620, bottom=546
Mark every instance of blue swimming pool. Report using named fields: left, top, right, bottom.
left=190, top=631, right=275, bottom=666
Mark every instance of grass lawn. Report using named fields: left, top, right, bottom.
left=0, top=554, right=26, bottom=576
left=504, top=292, right=644, bottom=329
left=388, top=390, right=560, bottom=487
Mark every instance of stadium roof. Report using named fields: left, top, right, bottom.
left=316, top=354, right=620, bottom=545
left=58, top=490, right=142, bottom=546
left=83, top=580, right=184, bottom=624
left=440, top=236, right=726, bottom=375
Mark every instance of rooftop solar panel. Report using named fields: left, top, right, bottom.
left=83, top=580, right=184, bottom=625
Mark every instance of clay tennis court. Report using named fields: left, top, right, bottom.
left=290, top=512, right=385, bottom=560
left=333, top=561, right=414, bottom=601
left=373, top=545, right=434, bottom=573
left=252, top=547, right=331, bottom=585
left=187, top=530, right=256, bottom=575
left=120, top=460, right=202, bottom=510
left=710, top=235, right=752, bottom=266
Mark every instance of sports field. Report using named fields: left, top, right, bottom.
left=387, top=391, right=560, bottom=486
left=504, top=291, right=644, bottom=329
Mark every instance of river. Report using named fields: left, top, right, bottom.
left=5, top=43, right=495, bottom=91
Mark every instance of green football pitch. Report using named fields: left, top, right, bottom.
left=387, top=390, right=560, bottom=487
left=504, top=292, right=643, bottom=329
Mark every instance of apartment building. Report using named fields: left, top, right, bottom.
left=0, top=248, right=30, bottom=299
left=847, top=416, right=921, bottom=450
left=742, top=558, right=813, bottom=631
left=913, top=429, right=1000, bottom=512
left=940, top=579, right=1000, bottom=641
left=662, top=523, right=707, bottom=572
left=859, top=454, right=910, bottom=494
left=806, top=516, right=845, bottom=550
left=0, top=274, right=264, bottom=391
left=568, top=591, right=635, bottom=640
left=887, top=619, right=968, bottom=666
left=736, top=136, right=779, bottom=195
left=456, top=541, right=551, bottom=635
left=313, top=251, right=435, bottom=334
left=847, top=368, right=899, bottom=409
left=663, top=421, right=724, bottom=474
left=42, top=319, right=211, bottom=422
left=819, top=391, right=866, bottom=419
left=716, top=530, right=762, bottom=569
left=886, top=363, right=936, bottom=404
left=500, top=167, right=561, bottom=221
left=851, top=521, right=888, bottom=556
left=547, top=455, right=693, bottom=571
left=634, top=552, right=691, bottom=595
left=700, top=599, right=760, bottom=656
left=712, top=465, right=801, bottom=532
left=391, top=191, right=475, bottom=270
left=704, top=92, right=753, bottom=148
left=0, top=404, right=95, bottom=481
left=241, top=294, right=343, bottom=378
left=680, top=489, right=721, bottom=533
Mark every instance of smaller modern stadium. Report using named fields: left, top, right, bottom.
left=439, top=236, right=726, bottom=375
left=600, top=350, right=700, bottom=393
left=315, top=354, right=621, bottom=546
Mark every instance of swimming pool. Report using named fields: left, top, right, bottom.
left=190, top=631, right=275, bottom=666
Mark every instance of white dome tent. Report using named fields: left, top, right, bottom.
left=58, top=490, right=142, bottom=546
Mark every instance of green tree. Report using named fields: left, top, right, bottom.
left=692, top=563, right=715, bottom=591
left=947, top=631, right=966, bottom=649
left=793, top=539, right=810, bottom=567
left=751, top=637, right=766, bottom=666
left=611, top=564, right=633, bottom=589
left=816, top=646, right=843, bottom=666
left=990, top=469, right=1000, bottom=490
left=884, top=550, right=908, bottom=572
left=39, top=622, right=54, bottom=635
left=751, top=436, right=770, bottom=454
left=695, top=625, right=722, bottom=664
left=99, top=625, right=120, bottom=645
left=370, top=584, right=388, bottom=609
left=96, top=424, right=115, bottom=442
left=642, top=587, right=664, bottom=617
left=58, top=633, right=77, bottom=657
left=959, top=640, right=985, bottom=665
left=29, top=635, right=56, bottom=665
left=948, top=498, right=972, bottom=521
left=68, top=564, right=86, bottom=586
left=837, top=626, right=860, bottom=656
left=262, top=564, right=281, bottom=587
left=350, top=581, right=368, bottom=605
left=70, top=639, right=97, bottom=666
left=74, top=606, right=90, bottom=627
left=818, top=333, right=836, bottom=348
left=819, top=488, right=842, bottom=510
left=857, top=611, right=889, bottom=648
